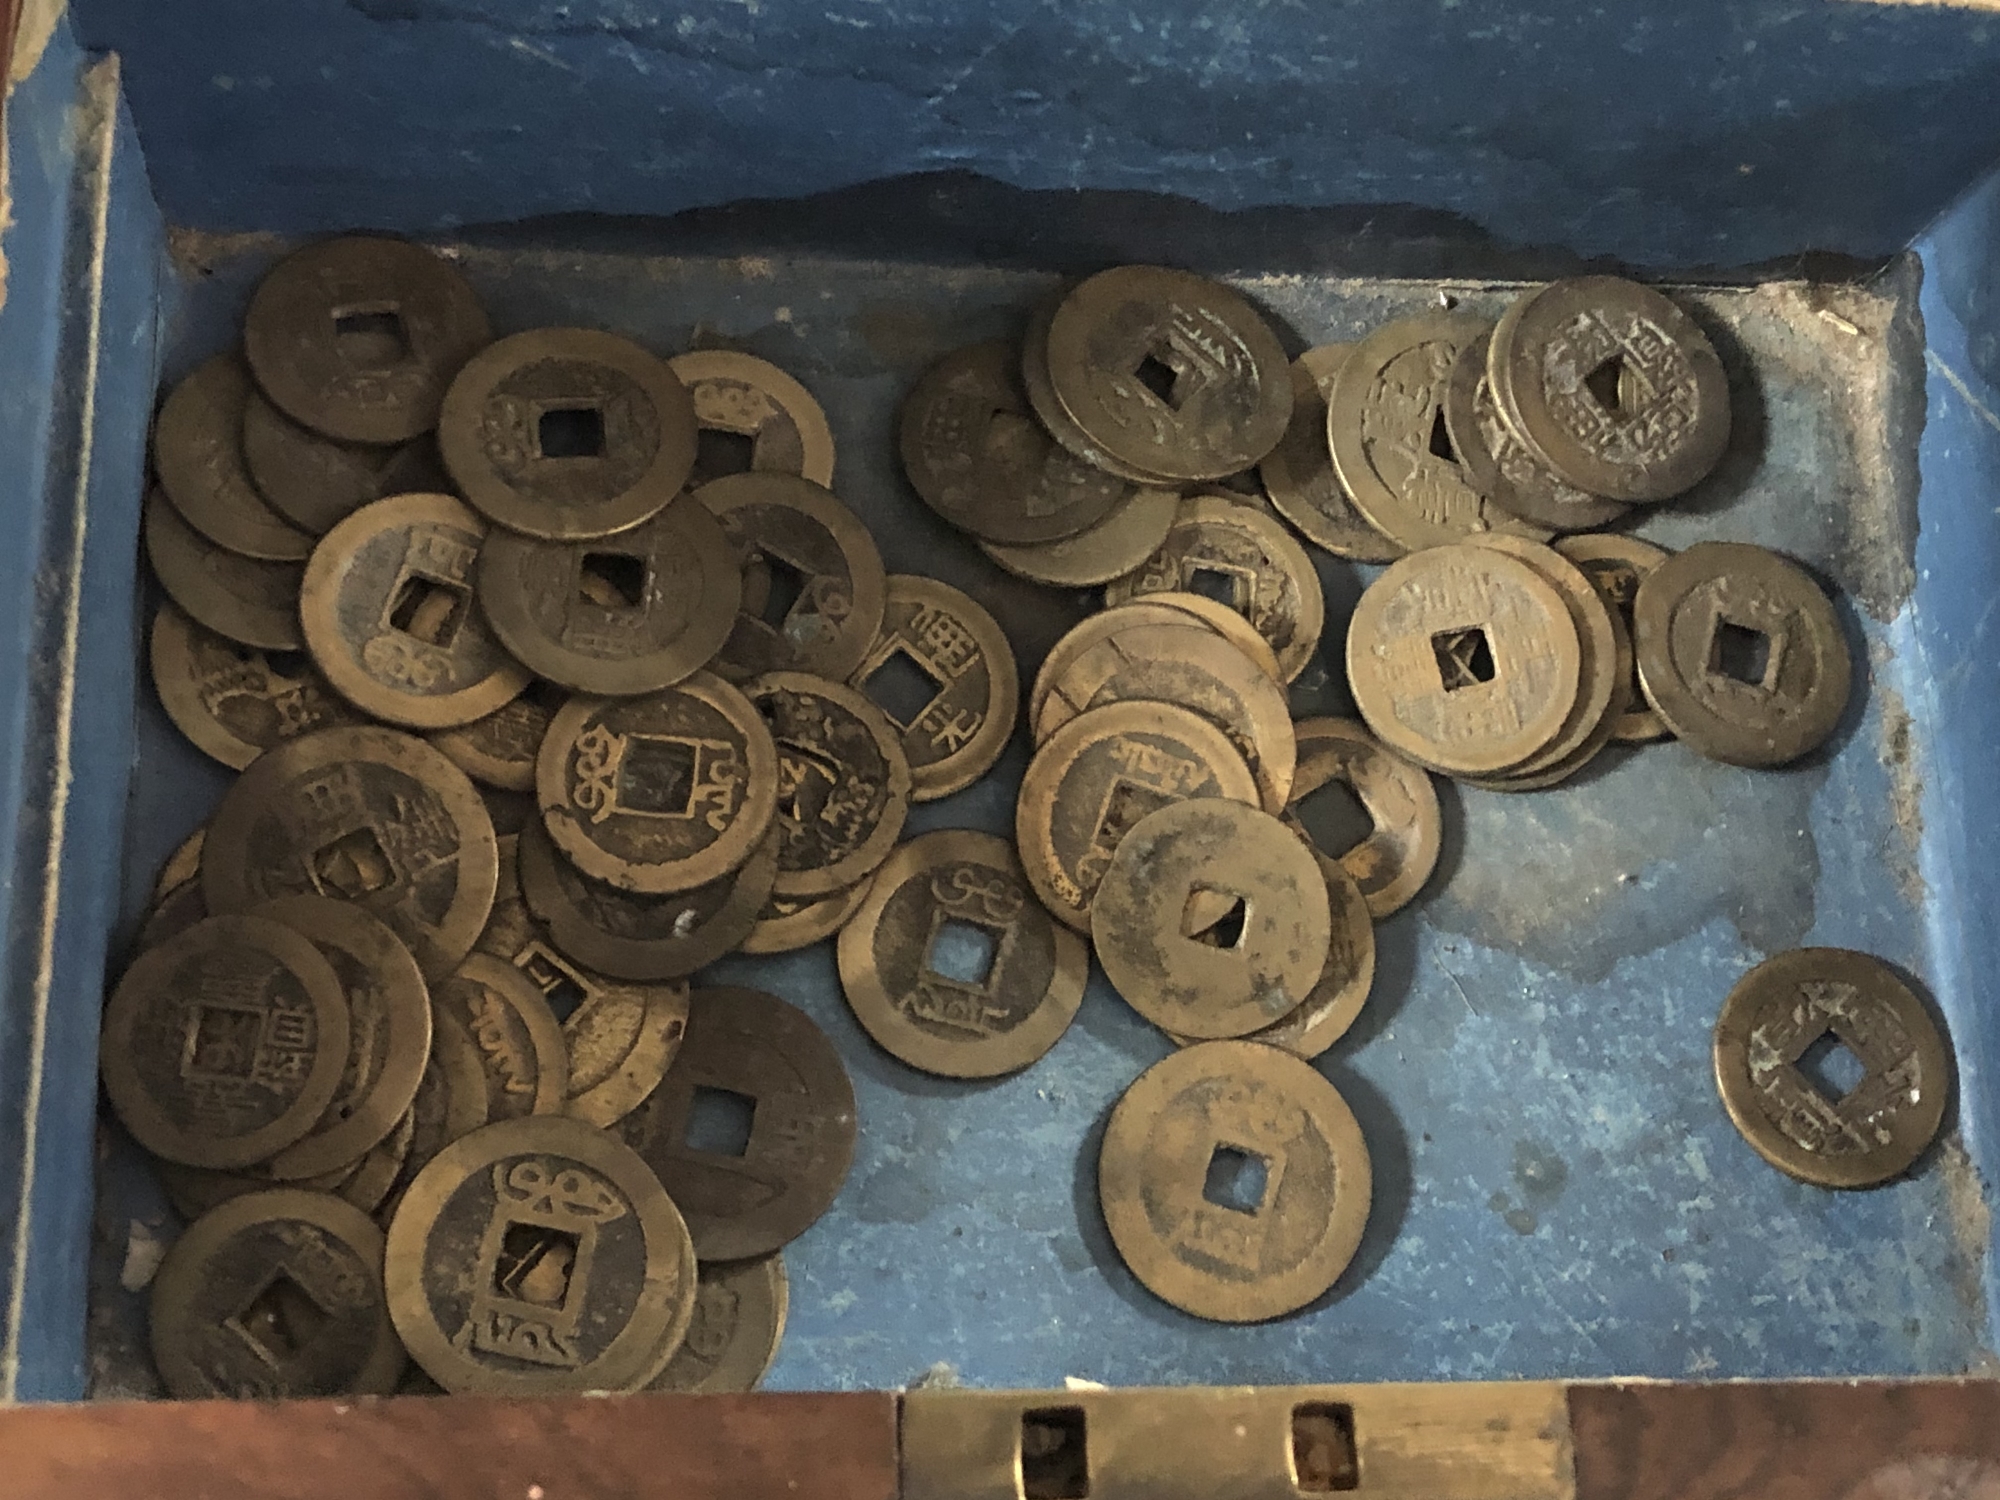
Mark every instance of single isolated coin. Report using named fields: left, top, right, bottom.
left=145, top=489, right=306, bottom=653
left=150, top=602, right=363, bottom=770
left=978, top=485, right=1181, bottom=589
left=427, top=681, right=568, bottom=795
left=241, top=384, right=450, bottom=537
left=1260, top=346, right=1403, bottom=562
left=1284, top=718, right=1442, bottom=919
left=671, top=349, right=836, bottom=488
left=648, top=1252, right=788, bottom=1394
left=1554, top=532, right=1674, bottom=743
left=153, top=354, right=315, bottom=562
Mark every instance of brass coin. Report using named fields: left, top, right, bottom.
left=1141, top=588, right=1286, bottom=686
left=1713, top=948, right=1949, bottom=1189
left=536, top=674, right=779, bottom=895
left=1554, top=533, right=1673, bottom=744
left=384, top=1114, right=697, bottom=1394
left=300, top=492, right=532, bottom=730
left=1015, top=699, right=1261, bottom=932
left=243, top=235, right=492, bottom=445
left=427, top=681, right=566, bottom=794
left=1489, top=275, right=1730, bottom=502
left=746, top=671, right=913, bottom=899
left=1285, top=718, right=1441, bottom=919
left=150, top=1188, right=404, bottom=1398
left=1259, top=347, right=1404, bottom=562
left=154, top=1108, right=414, bottom=1223
left=433, top=953, right=571, bottom=1121
left=153, top=354, right=314, bottom=562
left=737, top=878, right=876, bottom=955
left=241, top=384, right=450, bottom=537
left=671, top=349, right=836, bottom=488
left=145, top=488, right=305, bottom=652
left=1030, top=601, right=1243, bottom=731
left=1327, top=314, right=1553, bottom=552
left=154, top=827, right=208, bottom=903
left=102, top=914, right=351, bottom=1170
left=979, top=486, right=1180, bottom=588
left=339, top=1108, right=418, bottom=1215
left=1345, top=544, right=1581, bottom=777
left=439, top=327, right=697, bottom=541
left=252, top=896, right=433, bottom=1181
left=1045, top=266, right=1293, bottom=481
left=378, top=1006, right=492, bottom=1223
left=1632, top=541, right=1850, bottom=767
left=1103, top=494, right=1325, bottom=683
left=899, top=340, right=1131, bottom=544
left=151, top=603, right=363, bottom=770
left=696, top=472, right=887, bottom=683
left=618, top=987, right=857, bottom=1260
left=647, top=1252, right=788, bottom=1394
left=837, top=830, right=1088, bottom=1078
left=1098, top=1040, right=1372, bottom=1322
left=849, top=575, right=1018, bottom=802
left=1020, top=290, right=1160, bottom=483
left=138, top=878, right=210, bottom=952
left=203, top=725, right=500, bottom=982
left=1035, top=622, right=1295, bottom=814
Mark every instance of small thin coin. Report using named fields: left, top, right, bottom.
left=837, top=830, right=1088, bottom=1078
left=671, top=349, right=836, bottom=488
left=137, top=878, right=210, bottom=952
left=427, top=681, right=567, bottom=794
left=737, top=878, right=876, bottom=955
left=241, top=385, right=451, bottom=537
left=153, top=354, right=315, bottom=561
left=979, top=485, right=1180, bottom=588
left=432, top=953, right=571, bottom=1121
left=849, top=576, right=1018, bottom=802
left=620, top=987, right=857, bottom=1260
left=1020, top=290, right=1160, bottom=483
left=150, top=602, right=363, bottom=770
left=648, top=1253, right=788, bottom=1394
left=1260, top=347, right=1404, bottom=562
left=1285, top=718, right=1441, bottom=919
left=1098, top=1040, right=1372, bottom=1322
left=150, top=1188, right=404, bottom=1398
left=243, top=235, right=493, bottom=444
left=384, top=1114, right=697, bottom=1394
left=439, top=327, right=698, bottom=541
left=1554, top=533, right=1673, bottom=744
left=1713, top=947, right=1949, bottom=1189
left=145, top=489, right=305, bottom=652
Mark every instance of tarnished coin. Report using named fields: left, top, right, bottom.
left=536, top=674, right=779, bottom=895
left=243, top=235, right=493, bottom=444
left=153, top=354, right=314, bottom=562
left=1555, top=533, right=1673, bottom=744
left=850, top=576, right=1018, bottom=802
left=439, top=327, right=697, bottom=541
left=1713, top=948, right=1949, bottom=1189
left=746, top=671, right=913, bottom=899
left=1345, top=544, right=1582, bottom=776
left=648, top=1253, right=788, bottom=1394
left=1260, top=347, right=1403, bottom=562
left=1103, top=494, right=1325, bottom=683
left=427, top=682, right=566, bottom=794
left=696, top=472, right=887, bottom=682
left=385, top=1114, right=697, bottom=1394
left=1632, top=541, right=1850, bottom=767
left=1147, top=590, right=1286, bottom=684
left=671, top=349, right=836, bottom=488
left=138, top=877, right=211, bottom=953
left=900, top=341, right=1131, bottom=544
left=379, top=1006, right=493, bottom=1222
left=154, top=1107, right=416, bottom=1223
left=979, top=486, right=1180, bottom=588
left=1285, top=718, right=1441, bottom=919
left=482, top=787, right=537, bottom=837
left=737, top=878, right=876, bottom=955
left=1327, top=314, right=1553, bottom=552
left=1015, top=700, right=1260, bottom=932
left=150, top=1188, right=404, bottom=1398
left=301, top=492, right=532, bottom=729
left=204, top=725, right=500, bottom=982
left=155, top=827, right=208, bottom=902
left=150, top=602, right=363, bottom=770
left=1029, top=599, right=1271, bottom=733
left=1045, top=266, right=1292, bottom=481
left=1489, top=275, right=1730, bottom=502
left=837, top=830, right=1088, bottom=1078
left=145, top=489, right=305, bottom=652
left=620, top=987, right=857, bottom=1260
left=1021, top=292, right=1160, bottom=483
left=1098, top=1040, right=1372, bottom=1322
left=432, top=953, right=570, bottom=1121
left=242, top=385, right=450, bottom=537
left=102, top=914, right=351, bottom=1170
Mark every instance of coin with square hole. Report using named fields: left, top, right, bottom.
left=647, top=1252, right=788, bottom=1393
left=1714, top=947, right=1950, bottom=1188
left=737, top=877, right=878, bottom=955
left=151, top=602, right=364, bottom=770
left=1631, top=541, right=1851, bottom=767
left=619, top=987, right=857, bottom=1260
left=427, top=680, right=568, bottom=795
left=1554, top=533, right=1673, bottom=744
left=838, top=830, right=1088, bottom=1078
left=432, top=953, right=571, bottom=1122
left=242, top=384, right=452, bottom=537
left=1260, top=346, right=1404, bottom=562
left=145, top=489, right=306, bottom=652
left=1020, top=290, right=1162, bottom=484
left=671, top=349, right=836, bottom=489
left=203, top=725, right=499, bottom=983
left=979, top=485, right=1181, bottom=589
left=1098, top=1040, right=1372, bottom=1322
left=153, top=354, right=315, bottom=561
left=1284, top=718, right=1441, bottom=919
left=243, top=236, right=493, bottom=445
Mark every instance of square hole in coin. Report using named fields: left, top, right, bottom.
left=517, top=942, right=591, bottom=1022
left=331, top=304, right=410, bottom=369
left=311, top=825, right=397, bottom=898
left=693, top=425, right=758, bottom=485
left=229, top=1269, right=332, bottom=1363
left=864, top=647, right=944, bottom=730
left=1020, top=1406, right=1089, bottom=1500
left=494, top=1222, right=582, bottom=1308
left=616, top=736, right=699, bottom=816
left=925, top=917, right=1004, bottom=990
left=748, top=551, right=810, bottom=630
left=1795, top=1030, right=1870, bottom=1104
left=981, top=407, right=1042, bottom=459
left=1185, top=565, right=1248, bottom=611
left=1431, top=627, right=1496, bottom=691
left=1183, top=887, right=1250, bottom=949
left=386, top=572, right=469, bottom=649
left=1709, top=618, right=1773, bottom=687
left=1133, top=347, right=1182, bottom=408
left=1427, top=404, right=1457, bottom=463
left=184, top=1005, right=264, bottom=1080
left=684, top=1085, right=757, bottom=1157
left=579, top=550, right=650, bottom=611
left=1093, top=779, right=1172, bottom=854
left=1294, top=778, right=1375, bottom=861
left=538, top=404, right=606, bottom=459
left=1583, top=352, right=1629, bottom=417
left=1291, top=1402, right=1360, bottom=1492
left=1202, top=1143, right=1270, bottom=1215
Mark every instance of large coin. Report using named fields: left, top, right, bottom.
left=432, top=953, right=571, bottom=1121
left=145, top=489, right=305, bottom=652
left=671, top=349, right=836, bottom=488
left=1553, top=533, right=1673, bottom=744
left=737, top=878, right=877, bottom=955
left=1259, top=347, right=1403, bottom=562
left=153, top=354, right=314, bottom=562
left=837, top=830, right=1087, bottom=1078
left=1284, top=718, right=1440, bottom=919
left=647, top=1252, right=788, bottom=1394
left=427, top=682, right=567, bottom=794
left=150, top=602, right=363, bottom=770
left=241, top=385, right=450, bottom=537
left=979, top=486, right=1180, bottom=589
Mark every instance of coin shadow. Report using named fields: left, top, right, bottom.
left=1646, top=305, right=1770, bottom=523
left=1297, top=1063, right=1412, bottom=1309
left=1331, top=903, right=1421, bottom=1055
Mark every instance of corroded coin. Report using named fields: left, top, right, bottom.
left=671, top=349, right=836, bottom=488
left=427, top=681, right=567, bottom=794
left=384, top=1114, right=697, bottom=1393
left=837, top=830, right=1088, bottom=1078
left=979, top=486, right=1180, bottom=588
left=378, top=1006, right=492, bottom=1223
left=746, top=671, right=912, bottom=899
left=154, top=1108, right=416, bottom=1223
left=138, top=878, right=211, bottom=953
left=145, top=489, right=305, bottom=652
left=153, top=354, right=314, bottom=562
left=439, top=327, right=698, bottom=541
left=477, top=493, right=742, bottom=695
left=243, top=235, right=493, bottom=445
left=102, top=914, right=350, bottom=1170
left=151, top=602, right=362, bottom=770
left=1554, top=532, right=1673, bottom=744
left=1284, top=718, right=1441, bottom=919
left=536, top=675, right=779, bottom=895
left=1020, top=290, right=1160, bottom=483
left=647, top=1252, right=788, bottom=1394
left=432, top=953, right=571, bottom=1121
left=1713, top=948, right=1949, bottom=1189
left=203, top=725, right=500, bottom=982
left=1015, top=699, right=1260, bottom=932
left=619, top=987, right=857, bottom=1260
left=241, top=385, right=450, bottom=537
left=1098, top=1040, right=1372, bottom=1322
left=150, top=1188, right=404, bottom=1398
left=737, top=879, right=876, bottom=955
left=339, top=1108, right=418, bottom=1215
left=1260, top=346, right=1403, bottom=562
left=1632, top=541, right=1850, bottom=767
left=696, top=472, right=887, bottom=683
left=1029, top=599, right=1269, bottom=732
left=850, top=576, right=1018, bottom=802
left=300, top=492, right=532, bottom=729
left=1146, top=590, right=1286, bottom=684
